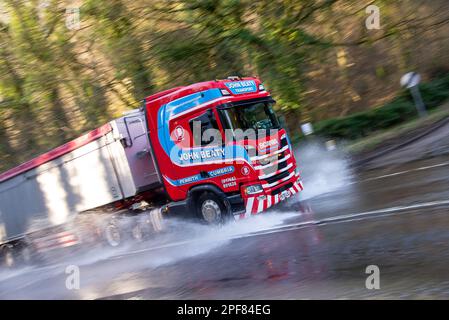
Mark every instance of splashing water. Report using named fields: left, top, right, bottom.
left=0, top=142, right=353, bottom=298
left=0, top=210, right=299, bottom=299
left=294, top=140, right=353, bottom=201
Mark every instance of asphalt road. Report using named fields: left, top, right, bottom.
left=2, top=139, right=449, bottom=299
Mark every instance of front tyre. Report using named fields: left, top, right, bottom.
left=196, top=192, right=229, bottom=225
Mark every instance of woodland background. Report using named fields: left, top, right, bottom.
left=1, top=0, right=449, bottom=171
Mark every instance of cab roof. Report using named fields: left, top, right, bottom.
left=144, top=77, right=263, bottom=106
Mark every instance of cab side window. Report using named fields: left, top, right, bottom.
left=189, top=110, right=220, bottom=146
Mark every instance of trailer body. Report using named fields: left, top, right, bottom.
left=0, top=111, right=159, bottom=244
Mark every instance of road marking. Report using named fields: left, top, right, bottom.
left=108, top=199, right=449, bottom=260
left=354, top=161, right=449, bottom=184
left=234, top=199, right=449, bottom=239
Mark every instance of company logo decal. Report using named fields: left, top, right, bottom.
left=241, top=166, right=250, bottom=176
left=258, top=139, right=279, bottom=150
left=165, top=166, right=235, bottom=186
left=179, top=148, right=225, bottom=162
left=173, top=126, right=185, bottom=141
left=221, top=176, right=237, bottom=188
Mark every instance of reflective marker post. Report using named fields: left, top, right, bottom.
left=409, top=85, right=427, bottom=118
left=300, top=122, right=314, bottom=136
left=400, top=72, right=427, bottom=117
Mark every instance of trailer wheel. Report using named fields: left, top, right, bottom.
left=196, top=192, right=228, bottom=225
left=104, top=222, right=121, bottom=247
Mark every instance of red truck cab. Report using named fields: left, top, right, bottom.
left=144, top=76, right=303, bottom=223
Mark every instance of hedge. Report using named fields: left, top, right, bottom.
left=313, top=74, right=449, bottom=140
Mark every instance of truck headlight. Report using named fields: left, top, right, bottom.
left=244, top=184, right=263, bottom=195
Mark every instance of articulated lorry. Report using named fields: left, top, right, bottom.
left=0, top=76, right=303, bottom=267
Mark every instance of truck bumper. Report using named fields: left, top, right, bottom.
left=234, top=173, right=304, bottom=220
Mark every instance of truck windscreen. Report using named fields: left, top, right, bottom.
left=219, top=101, right=280, bottom=133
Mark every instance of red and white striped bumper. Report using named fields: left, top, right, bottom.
left=235, top=177, right=304, bottom=220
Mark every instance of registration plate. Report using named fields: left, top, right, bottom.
left=279, top=190, right=291, bottom=201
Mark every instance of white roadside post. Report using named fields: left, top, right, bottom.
left=301, top=122, right=336, bottom=151
left=400, top=72, right=427, bottom=117
left=325, top=140, right=337, bottom=151
left=300, top=122, right=314, bottom=136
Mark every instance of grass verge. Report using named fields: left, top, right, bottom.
left=345, top=101, right=449, bottom=154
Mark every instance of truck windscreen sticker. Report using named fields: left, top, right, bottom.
left=224, top=80, right=257, bottom=94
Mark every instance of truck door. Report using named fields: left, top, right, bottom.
left=169, top=108, right=222, bottom=192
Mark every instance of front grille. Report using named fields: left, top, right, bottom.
left=261, top=156, right=287, bottom=176
left=278, top=157, right=287, bottom=170
left=280, top=136, right=288, bottom=148
left=272, top=182, right=293, bottom=195
left=265, top=170, right=290, bottom=185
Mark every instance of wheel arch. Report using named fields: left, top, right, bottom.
left=187, top=184, right=231, bottom=214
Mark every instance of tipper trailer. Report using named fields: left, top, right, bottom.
left=0, top=76, right=303, bottom=267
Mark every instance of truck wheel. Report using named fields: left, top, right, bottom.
left=196, top=192, right=228, bottom=225
left=104, top=222, right=121, bottom=247
left=131, top=224, right=144, bottom=241
left=19, top=245, right=32, bottom=265
left=20, top=240, right=45, bottom=266
left=149, top=208, right=164, bottom=232
left=1, top=245, right=15, bottom=268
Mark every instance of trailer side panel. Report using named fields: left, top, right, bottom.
left=0, top=132, right=132, bottom=243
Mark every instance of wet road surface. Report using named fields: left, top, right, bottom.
left=1, top=145, right=449, bottom=299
